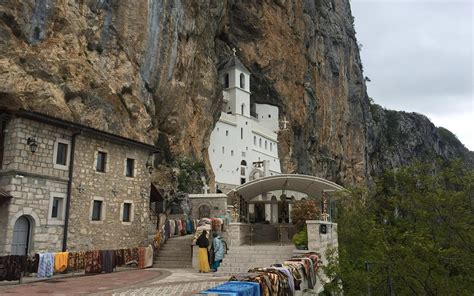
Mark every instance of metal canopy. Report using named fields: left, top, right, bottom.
left=229, top=174, right=345, bottom=201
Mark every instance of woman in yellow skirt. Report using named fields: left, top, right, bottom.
left=196, top=230, right=210, bottom=273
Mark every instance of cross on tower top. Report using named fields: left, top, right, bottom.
left=232, top=48, right=237, bottom=56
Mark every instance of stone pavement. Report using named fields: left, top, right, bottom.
left=0, top=268, right=228, bottom=296
left=109, top=268, right=229, bottom=296
left=0, top=269, right=163, bottom=295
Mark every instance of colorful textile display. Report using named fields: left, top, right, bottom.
left=202, top=281, right=261, bottom=296
left=25, top=254, right=39, bottom=274
left=100, top=250, right=116, bottom=273
left=137, top=247, right=146, bottom=269
left=54, top=252, right=69, bottom=273
left=84, top=250, right=101, bottom=274
left=144, top=245, right=154, bottom=268
left=37, top=253, right=54, bottom=278
left=0, top=255, right=26, bottom=281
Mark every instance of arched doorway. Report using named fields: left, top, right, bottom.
left=198, top=204, right=211, bottom=219
left=12, top=216, right=32, bottom=255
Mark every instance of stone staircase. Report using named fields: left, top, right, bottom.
left=216, top=244, right=295, bottom=276
left=153, top=234, right=194, bottom=268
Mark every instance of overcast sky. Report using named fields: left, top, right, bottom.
left=351, top=0, right=473, bottom=150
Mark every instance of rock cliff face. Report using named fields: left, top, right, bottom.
left=0, top=0, right=471, bottom=188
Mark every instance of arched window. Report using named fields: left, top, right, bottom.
left=240, top=73, right=245, bottom=89
left=265, top=141, right=267, bottom=149
left=241, top=104, right=245, bottom=115
left=240, top=160, right=247, bottom=176
left=224, top=73, right=229, bottom=88
left=270, top=143, right=273, bottom=151
left=254, top=136, right=257, bottom=145
left=259, top=138, right=262, bottom=147
left=240, top=128, right=243, bottom=139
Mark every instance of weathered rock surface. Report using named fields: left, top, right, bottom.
left=0, top=0, right=471, bottom=189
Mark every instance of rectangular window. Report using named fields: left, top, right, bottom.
left=96, top=151, right=107, bottom=172
left=126, top=158, right=135, bottom=177
left=51, top=197, right=63, bottom=219
left=92, top=200, right=103, bottom=221
left=241, top=128, right=243, bottom=139
left=123, top=203, right=132, bottom=222
left=56, top=143, right=68, bottom=166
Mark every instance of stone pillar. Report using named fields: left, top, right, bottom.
left=306, top=220, right=338, bottom=253
left=288, top=203, right=293, bottom=223
left=271, top=203, right=278, bottom=223
left=265, top=203, right=272, bottom=222
left=229, top=222, right=251, bottom=246
left=306, top=220, right=339, bottom=294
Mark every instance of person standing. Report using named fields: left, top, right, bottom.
left=196, top=230, right=210, bottom=273
left=211, top=232, right=225, bottom=272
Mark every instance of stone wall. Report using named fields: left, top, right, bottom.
left=67, top=134, right=152, bottom=251
left=188, top=193, right=227, bottom=220
left=306, top=220, right=339, bottom=293
left=0, top=117, right=70, bottom=255
left=228, top=222, right=252, bottom=247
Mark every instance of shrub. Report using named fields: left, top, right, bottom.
left=292, top=227, right=308, bottom=247
left=291, top=199, right=320, bottom=231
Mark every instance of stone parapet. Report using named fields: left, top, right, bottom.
left=228, top=222, right=251, bottom=246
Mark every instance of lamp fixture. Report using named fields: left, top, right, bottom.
left=146, top=153, right=154, bottom=174
left=27, top=136, right=38, bottom=153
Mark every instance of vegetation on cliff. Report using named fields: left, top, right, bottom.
left=322, top=160, right=474, bottom=295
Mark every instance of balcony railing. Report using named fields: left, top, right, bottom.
left=219, top=112, right=237, bottom=125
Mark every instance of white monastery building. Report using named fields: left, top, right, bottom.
left=209, top=55, right=281, bottom=193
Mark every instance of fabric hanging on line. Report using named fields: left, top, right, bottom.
left=144, top=245, right=154, bottom=268
left=54, top=252, right=69, bottom=273
left=229, top=273, right=273, bottom=296
left=25, top=254, right=39, bottom=274
left=0, top=255, right=26, bottom=281
left=202, top=281, right=261, bottom=296
left=114, top=249, right=125, bottom=267
left=137, top=247, right=146, bottom=269
left=84, top=250, right=101, bottom=274
left=37, top=253, right=54, bottom=278
left=100, top=250, right=116, bottom=273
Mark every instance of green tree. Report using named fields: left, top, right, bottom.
left=322, top=160, right=474, bottom=295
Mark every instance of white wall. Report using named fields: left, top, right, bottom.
left=255, top=104, right=279, bottom=132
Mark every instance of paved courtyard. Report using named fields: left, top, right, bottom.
left=0, top=268, right=227, bottom=296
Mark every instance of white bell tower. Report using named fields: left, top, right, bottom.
left=219, top=51, right=251, bottom=117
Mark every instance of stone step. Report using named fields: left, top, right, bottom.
left=154, top=256, right=192, bottom=261
left=222, top=257, right=289, bottom=264
left=153, top=262, right=192, bottom=269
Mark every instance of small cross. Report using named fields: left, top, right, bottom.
left=232, top=48, right=237, bottom=56
left=77, top=182, right=85, bottom=193
left=111, top=186, right=118, bottom=197
left=281, top=116, right=290, bottom=130
left=202, top=184, right=210, bottom=195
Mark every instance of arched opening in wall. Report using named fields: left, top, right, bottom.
left=253, top=136, right=256, bottom=145
left=224, top=73, right=229, bottom=88
left=198, top=204, right=211, bottom=219
left=240, top=73, right=245, bottom=89
left=259, top=138, right=262, bottom=147
left=241, top=104, right=245, bottom=115
left=12, top=215, right=34, bottom=255
left=240, top=160, right=247, bottom=184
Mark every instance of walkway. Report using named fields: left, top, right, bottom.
left=0, top=269, right=163, bottom=295
left=0, top=268, right=228, bottom=296
left=110, top=268, right=228, bottom=296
